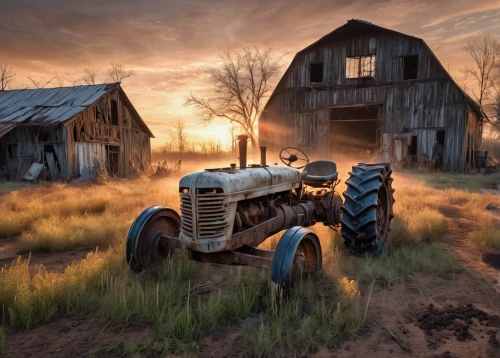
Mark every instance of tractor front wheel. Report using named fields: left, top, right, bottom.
left=341, top=163, right=395, bottom=255
left=271, top=227, right=322, bottom=287
left=126, top=206, right=181, bottom=271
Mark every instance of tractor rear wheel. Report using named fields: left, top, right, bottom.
left=341, top=163, right=395, bottom=255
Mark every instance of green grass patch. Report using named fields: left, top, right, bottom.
left=467, top=228, right=500, bottom=249
left=405, top=171, right=500, bottom=191
left=241, top=277, right=370, bottom=357
left=352, top=244, right=459, bottom=285
left=0, top=250, right=267, bottom=355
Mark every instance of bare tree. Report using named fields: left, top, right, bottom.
left=53, top=72, right=66, bottom=87
left=82, top=68, right=99, bottom=85
left=462, top=33, right=500, bottom=106
left=185, top=48, right=282, bottom=147
left=0, top=60, right=15, bottom=90
left=228, top=123, right=239, bottom=153
left=65, top=73, right=80, bottom=86
left=26, top=76, right=54, bottom=89
left=169, top=120, right=187, bottom=154
left=105, top=63, right=136, bottom=83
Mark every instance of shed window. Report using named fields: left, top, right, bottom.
left=403, top=55, right=418, bottom=80
left=7, top=144, right=19, bottom=159
left=111, top=100, right=119, bottom=126
left=310, top=63, right=323, bottom=84
left=346, top=55, right=375, bottom=78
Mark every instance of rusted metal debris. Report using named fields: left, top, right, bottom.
left=150, top=160, right=181, bottom=178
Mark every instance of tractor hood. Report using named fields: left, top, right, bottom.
left=179, top=166, right=301, bottom=198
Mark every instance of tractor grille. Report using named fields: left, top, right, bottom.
left=180, top=193, right=229, bottom=239
left=180, top=194, right=193, bottom=237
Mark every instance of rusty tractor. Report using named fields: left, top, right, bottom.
left=126, top=135, right=395, bottom=286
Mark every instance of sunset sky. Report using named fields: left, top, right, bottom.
left=1, top=0, right=500, bottom=147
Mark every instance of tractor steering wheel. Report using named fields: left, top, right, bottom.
left=279, top=147, right=310, bottom=169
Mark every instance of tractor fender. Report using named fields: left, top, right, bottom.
left=271, top=226, right=322, bottom=287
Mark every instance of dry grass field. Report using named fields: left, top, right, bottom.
left=1, top=160, right=500, bottom=357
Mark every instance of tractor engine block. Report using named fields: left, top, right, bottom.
left=232, top=191, right=342, bottom=236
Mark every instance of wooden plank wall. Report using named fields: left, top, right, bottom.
left=65, top=87, right=151, bottom=178
left=0, top=87, right=151, bottom=180
left=0, top=125, right=68, bottom=178
left=260, top=33, right=482, bottom=172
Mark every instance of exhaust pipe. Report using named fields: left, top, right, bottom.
left=260, top=146, right=267, bottom=167
left=238, top=135, right=248, bottom=169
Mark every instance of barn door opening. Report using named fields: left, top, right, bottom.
left=329, top=105, right=382, bottom=159
left=409, top=135, right=418, bottom=155
left=43, top=144, right=62, bottom=180
left=0, top=142, right=7, bottom=174
left=106, top=145, right=120, bottom=176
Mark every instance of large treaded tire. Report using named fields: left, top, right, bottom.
left=341, top=163, right=395, bottom=255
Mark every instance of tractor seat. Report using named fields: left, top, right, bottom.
left=301, top=160, right=338, bottom=187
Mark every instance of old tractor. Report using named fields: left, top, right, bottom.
left=126, top=136, right=395, bottom=286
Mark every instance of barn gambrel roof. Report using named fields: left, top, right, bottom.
left=265, top=19, right=487, bottom=120
left=0, top=83, right=154, bottom=137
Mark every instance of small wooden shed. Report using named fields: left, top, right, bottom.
left=0, top=83, right=153, bottom=180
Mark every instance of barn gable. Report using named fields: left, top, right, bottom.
left=260, top=19, right=486, bottom=172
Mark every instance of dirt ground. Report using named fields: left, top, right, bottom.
left=2, top=179, right=500, bottom=357
left=2, top=314, right=154, bottom=358
left=0, top=236, right=91, bottom=273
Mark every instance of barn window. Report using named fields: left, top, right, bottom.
left=346, top=55, right=375, bottom=78
left=7, top=144, right=19, bottom=159
left=310, top=63, right=323, bottom=84
left=403, top=55, right=418, bottom=80
left=111, top=100, right=119, bottom=126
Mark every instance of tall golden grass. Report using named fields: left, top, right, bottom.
left=0, top=178, right=180, bottom=251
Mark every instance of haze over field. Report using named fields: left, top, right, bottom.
left=1, top=0, right=500, bottom=146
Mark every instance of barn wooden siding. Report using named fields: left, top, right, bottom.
left=65, top=87, right=151, bottom=178
left=0, top=84, right=152, bottom=180
left=0, top=125, right=68, bottom=179
left=260, top=28, right=483, bottom=172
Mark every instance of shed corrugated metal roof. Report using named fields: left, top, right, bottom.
left=0, top=83, right=116, bottom=127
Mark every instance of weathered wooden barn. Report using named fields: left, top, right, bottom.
left=259, top=19, right=488, bottom=172
left=0, top=83, right=153, bottom=181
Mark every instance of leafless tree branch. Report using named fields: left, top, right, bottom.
left=185, top=48, right=282, bottom=147
left=81, top=68, right=99, bottom=85
left=53, top=72, right=66, bottom=87
left=26, top=76, right=54, bottom=89
left=0, top=60, right=16, bottom=90
left=105, top=63, right=136, bottom=83
left=169, top=120, right=188, bottom=154
left=461, top=32, right=500, bottom=106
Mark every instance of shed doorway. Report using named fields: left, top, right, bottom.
left=106, top=145, right=120, bottom=176
left=329, top=105, right=382, bottom=159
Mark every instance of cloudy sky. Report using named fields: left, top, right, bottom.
left=1, top=0, right=499, bottom=147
